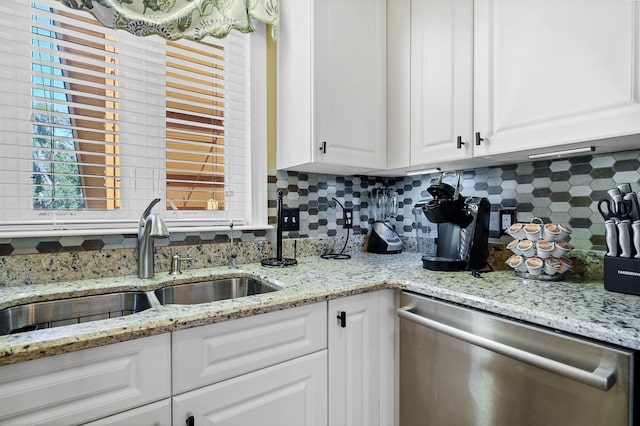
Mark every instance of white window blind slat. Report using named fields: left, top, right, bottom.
left=0, top=0, right=257, bottom=231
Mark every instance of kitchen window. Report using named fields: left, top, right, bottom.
left=0, top=0, right=267, bottom=236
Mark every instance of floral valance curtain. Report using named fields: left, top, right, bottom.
left=55, top=0, right=278, bottom=40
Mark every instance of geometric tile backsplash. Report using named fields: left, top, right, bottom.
left=272, top=149, right=640, bottom=252
left=1, top=149, right=639, bottom=255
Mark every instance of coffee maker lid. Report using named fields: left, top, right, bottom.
left=426, top=182, right=456, bottom=199
left=426, top=171, right=461, bottom=200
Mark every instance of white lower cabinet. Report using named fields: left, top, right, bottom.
left=172, top=302, right=327, bottom=394
left=328, top=290, right=397, bottom=426
left=0, top=334, right=171, bottom=426
left=173, top=350, right=328, bottom=426
left=0, top=292, right=398, bottom=426
left=171, top=302, right=328, bottom=425
left=82, top=399, right=171, bottom=426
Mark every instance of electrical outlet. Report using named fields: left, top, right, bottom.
left=281, top=208, right=300, bottom=231
left=343, top=208, right=353, bottom=229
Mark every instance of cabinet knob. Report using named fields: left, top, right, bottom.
left=475, top=132, right=484, bottom=146
left=319, top=141, right=327, bottom=154
left=456, top=136, right=466, bottom=149
left=337, top=311, right=346, bottom=328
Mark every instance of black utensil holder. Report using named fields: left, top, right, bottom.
left=604, top=256, right=640, bottom=296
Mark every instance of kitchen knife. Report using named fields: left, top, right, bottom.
left=623, top=192, right=640, bottom=222
left=607, top=188, right=623, bottom=215
left=605, top=219, right=618, bottom=257
left=617, top=183, right=632, bottom=195
left=607, top=187, right=621, bottom=199
left=632, top=221, right=640, bottom=259
left=617, top=220, right=631, bottom=258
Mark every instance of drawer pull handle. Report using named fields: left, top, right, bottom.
left=337, top=311, right=346, bottom=328
left=186, top=415, right=195, bottom=426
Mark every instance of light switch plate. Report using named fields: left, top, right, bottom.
left=281, top=208, right=300, bottom=231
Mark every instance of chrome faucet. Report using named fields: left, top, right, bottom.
left=229, top=220, right=237, bottom=269
left=138, top=198, right=169, bottom=278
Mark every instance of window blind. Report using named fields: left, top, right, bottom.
left=165, top=37, right=250, bottom=216
left=0, top=0, right=256, bottom=233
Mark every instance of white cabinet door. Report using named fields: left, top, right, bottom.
left=387, top=0, right=479, bottom=173
left=0, top=334, right=171, bottom=426
left=277, top=0, right=387, bottom=174
left=172, top=302, right=326, bottom=394
left=474, top=0, right=640, bottom=157
left=410, top=0, right=474, bottom=166
left=82, top=399, right=171, bottom=426
left=328, top=290, right=396, bottom=426
left=173, top=351, right=328, bottom=426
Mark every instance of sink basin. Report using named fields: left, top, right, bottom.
left=0, top=292, right=152, bottom=336
left=155, top=277, right=280, bottom=305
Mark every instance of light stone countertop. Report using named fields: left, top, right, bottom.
left=1, top=252, right=639, bottom=366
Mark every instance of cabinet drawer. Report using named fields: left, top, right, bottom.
left=173, top=350, right=328, bottom=426
left=173, top=302, right=327, bottom=394
left=0, top=334, right=171, bottom=426
left=82, top=398, right=171, bottom=426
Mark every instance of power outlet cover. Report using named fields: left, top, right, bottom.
left=281, top=208, right=300, bottom=231
left=343, top=208, right=353, bottom=229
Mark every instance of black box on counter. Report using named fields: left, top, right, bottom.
left=604, top=257, right=640, bottom=296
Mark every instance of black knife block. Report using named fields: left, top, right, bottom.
left=604, top=257, right=640, bottom=296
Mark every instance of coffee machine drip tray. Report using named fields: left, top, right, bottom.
left=422, top=256, right=467, bottom=271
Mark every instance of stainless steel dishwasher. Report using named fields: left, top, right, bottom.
left=398, top=291, right=636, bottom=426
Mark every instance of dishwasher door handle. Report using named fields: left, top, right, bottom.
left=398, top=306, right=616, bottom=391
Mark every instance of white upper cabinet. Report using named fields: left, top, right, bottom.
left=277, top=0, right=387, bottom=175
left=386, top=0, right=482, bottom=173
left=386, top=0, right=640, bottom=175
left=410, top=0, right=474, bottom=166
left=473, top=0, right=640, bottom=159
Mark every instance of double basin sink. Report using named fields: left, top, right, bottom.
left=0, top=277, right=281, bottom=336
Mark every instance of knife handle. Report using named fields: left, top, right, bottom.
left=617, top=220, right=631, bottom=258
left=616, top=183, right=632, bottom=195
left=605, top=220, right=618, bottom=257
left=623, top=193, right=640, bottom=222
left=633, top=221, right=640, bottom=259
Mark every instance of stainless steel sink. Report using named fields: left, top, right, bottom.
left=0, top=292, right=152, bottom=335
left=155, top=277, right=280, bottom=305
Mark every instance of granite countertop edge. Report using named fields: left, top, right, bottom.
left=1, top=252, right=638, bottom=366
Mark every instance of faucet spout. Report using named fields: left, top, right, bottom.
left=138, top=199, right=169, bottom=279
left=229, top=220, right=237, bottom=269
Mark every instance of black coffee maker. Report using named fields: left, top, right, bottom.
left=418, top=172, right=490, bottom=271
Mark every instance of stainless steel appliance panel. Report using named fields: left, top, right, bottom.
left=399, top=292, right=635, bottom=426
